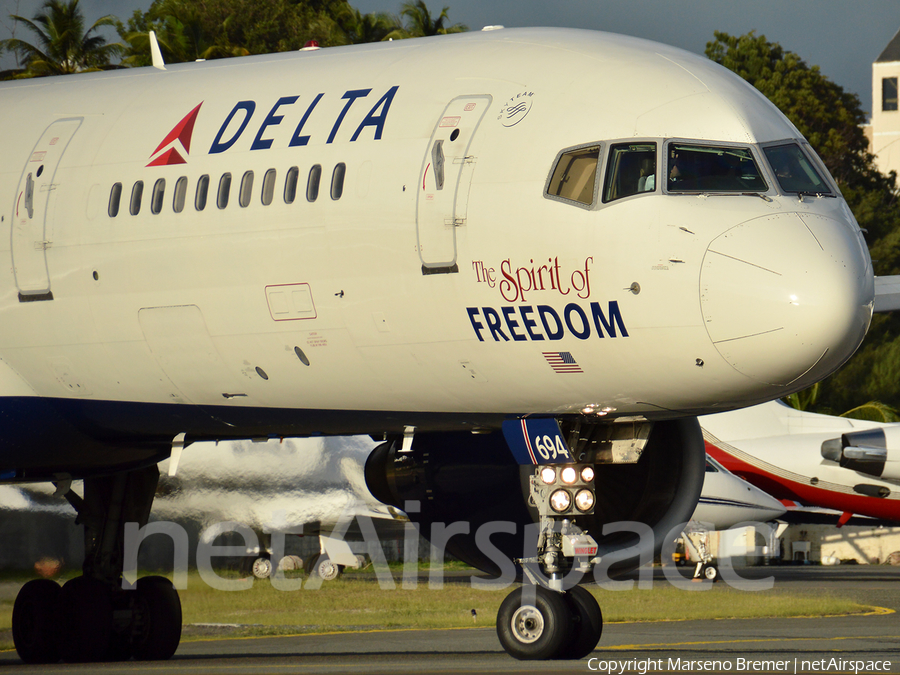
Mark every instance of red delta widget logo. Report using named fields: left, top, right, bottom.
left=146, top=87, right=399, bottom=167
left=147, top=103, right=203, bottom=167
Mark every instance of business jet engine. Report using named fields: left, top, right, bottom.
left=364, top=416, right=706, bottom=579
left=822, top=427, right=900, bottom=482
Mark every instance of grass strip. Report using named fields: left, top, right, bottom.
left=0, top=567, right=871, bottom=652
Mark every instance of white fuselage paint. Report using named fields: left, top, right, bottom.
left=0, top=29, right=875, bottom=446
left=692, top=455, right=785, bottom=529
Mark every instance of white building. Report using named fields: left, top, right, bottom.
left=870, top=27, right=900, bottom=177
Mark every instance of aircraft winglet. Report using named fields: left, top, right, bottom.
left=150, top=31, right=166, bottom=71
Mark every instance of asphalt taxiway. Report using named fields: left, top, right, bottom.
left=1, top=565, right=899, bottom=674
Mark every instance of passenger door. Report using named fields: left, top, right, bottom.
left=11, top=118, right=82, bottom=300
left=416, top=96, right=491, bottom=274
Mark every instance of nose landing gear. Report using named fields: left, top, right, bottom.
left=496, top=463, right=603, bottom=660
left=496, top=584, right=603, bottom=660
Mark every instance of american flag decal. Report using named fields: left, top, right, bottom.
left=542, top=351, right=583, bottom=373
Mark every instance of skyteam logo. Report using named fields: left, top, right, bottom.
left=498, top=90, right=534, bottom=127
left=147, top=102, right=203, bottom=167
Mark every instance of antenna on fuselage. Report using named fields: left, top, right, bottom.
left=149, top=31, right=166, bottom=71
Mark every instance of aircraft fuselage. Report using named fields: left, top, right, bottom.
left=0, top=29, right=874, bottom=474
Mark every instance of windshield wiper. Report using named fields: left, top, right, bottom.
left=743, top=192, right=773, bottom=202
left=796, top=191, right=834, bottom=201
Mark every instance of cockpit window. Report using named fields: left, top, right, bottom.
left=667, top=143, right=767, bottom=193
left=763, top=143, right=833, bottom=196
left=546, top=145, right=601, bottom=206
left=603, top=142, right=657, bottom=203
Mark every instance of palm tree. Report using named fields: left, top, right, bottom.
left=335, top=7, right=397, bottom=45
left=0, top=0, right=121, bottom=76
left=385, top=0, right=467, bottom=40
left=119, top=0, right=249, bottom=68
left=783, top=382, right=899, bottom=422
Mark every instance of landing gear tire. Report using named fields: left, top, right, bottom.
left=12, top=578, right=61, bottom=664
left=704, top=564, right=719, bottom=582
left=251, top=556, right=273, bottom=579
left=557, top=586, right=603, bottom=660
left=496, top=586, right=573, bottom=660
left=59, top=576, right=113, bottom=663
left=308, top=555, right=343, bottom=581
left=131, top=576, right=182, bottom=661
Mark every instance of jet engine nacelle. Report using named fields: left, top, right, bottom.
left=364, top=417, right=706, bottom=578
left=821, top=427, right=900, bottom=481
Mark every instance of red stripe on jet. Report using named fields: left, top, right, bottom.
left=521, top=420, right=537, bottom=464
left=706, top=440, right=900, bottom=522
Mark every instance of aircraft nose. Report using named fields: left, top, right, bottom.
left=700, top=212, right=873, bottom=387
left=744, top=484, right=787, bottom=523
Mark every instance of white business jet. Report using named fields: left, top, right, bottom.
left=704, top=399, right=900, bottom=525
left=0, top=26, right=876, bottom=662
left=682, top=454, right=785, bottom=580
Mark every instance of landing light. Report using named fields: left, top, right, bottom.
left=549, top=489, right=572, bottom=513
left=575, top=489, right=595, bottom=512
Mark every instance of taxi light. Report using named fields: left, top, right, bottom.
left=540, top=467, right=557, bottom=484
left=580, top=466, right=595, bottom=483
left=549, top=489, right=572, bottom=513
left=575, top=489, right=595, bottom=512
left=560, top=466, right=577, bottom=485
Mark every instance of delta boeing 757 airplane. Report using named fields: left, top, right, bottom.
left=0, top=26, right=878, bottom=662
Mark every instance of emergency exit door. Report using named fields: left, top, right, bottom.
left=416, top=95, right=491, bottom=273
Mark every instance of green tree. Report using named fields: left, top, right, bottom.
left=386, top=0, right=466, bottom=40
left=1, top=0, right=121, bottom=76
left=782, top=382, right=899, bottom=422
left=706, top=31, right=900, bottom=418
left=118, top=0, right=249, bottom=67
left=334, top=6, right=398, bottom=44
left=118, top=0, right=356, bottom=66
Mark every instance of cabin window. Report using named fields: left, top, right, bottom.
left=130, top=181, right=144, bottom=216
left=666, top=143, right=766, bottom=193
left=331, top=163, right=346, bottom=200
left=195, top=175, right=209, bottom=211
left=150, top=178, right=166, bottom=214
left=284, top=167, right=299, bottom=204
left=108, top=183, right=122, bottom=217
left=884, top=77, right=898, bottom=112
left=173, top=177, right=188, bottom=213
left=239, top=171, right=254, bottom=208
left=307, top=164, right=322, bottom=202
left=602, top=142, right=657, bottom=203
left=546, top=145, right=601, bottom=206
left=763, top=144, right=832, bottom=196
left=262, top=169, right=277, bottom=205
left=217, top=173, right=232, bottom=209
